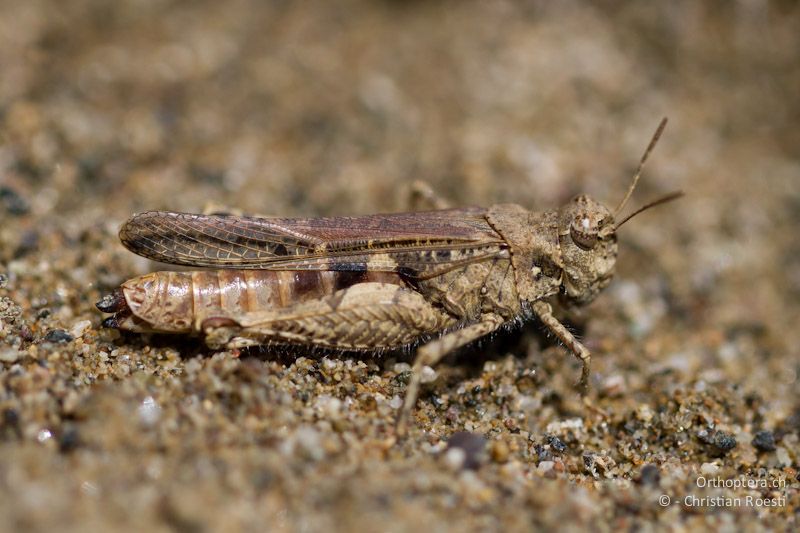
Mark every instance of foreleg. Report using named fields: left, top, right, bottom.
left=532, top=301, right=591, bottom=394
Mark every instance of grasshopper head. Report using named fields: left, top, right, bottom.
left=557, top=195, right=618, bottom=305
left=556, top=118, right=684, bottom=306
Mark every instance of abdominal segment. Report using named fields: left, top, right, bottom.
left=97, top=269, right=445, bottom=349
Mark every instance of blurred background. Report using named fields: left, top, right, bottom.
left=1, top=0, right=798, bottom=530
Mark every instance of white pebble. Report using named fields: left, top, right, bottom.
left=315, top=395, right=342, bottom=418
left=443, top=448, right=466, bottom=470
left=420, top=366, right=438, bottom=384
left=776, top=447, right=791, bottom=467
left=546, top=418, right=583, bottom=433
left=37, top=429, right=53, bottom=443
left=700, top=462, right=719, bottom=475
left=389, top=395, right=403, bottom=410
left=137, top=396, right=161, bottom=426
left=0, top=348, right=20, bottom=363
left=70, top=319, right=92, bottom=338
left=294, top=426, right=325, bottom=461
left=537, top=461, right=555, bottom=474
left=393, top=362, right=411, bottom=373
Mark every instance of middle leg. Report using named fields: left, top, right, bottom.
left=396, top=313, right=505, bottom=437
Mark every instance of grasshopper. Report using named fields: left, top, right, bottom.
left=97, top=118, right=681, bottom=435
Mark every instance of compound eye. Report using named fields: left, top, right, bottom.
left=570, top=216, right=598, bottom=250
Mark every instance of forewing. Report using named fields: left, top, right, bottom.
left=119, top=209, right=506, bottom=277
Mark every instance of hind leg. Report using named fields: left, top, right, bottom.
left=202, top=282, right=456, bottom=352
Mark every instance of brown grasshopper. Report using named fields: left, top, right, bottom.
left=97, top=118, right=681, bottom=435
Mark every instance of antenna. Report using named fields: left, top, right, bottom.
left=614, top=117, right=669, bottom=216
left=615, top=190, right=684, bottom=229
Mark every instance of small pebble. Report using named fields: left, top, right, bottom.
left=489, top=440, right=510, bottom=463
left=713, top=432, right=737, bottom=454
left=752, top=430, right=777, bottom=452
left=443, top=448, right=467, bottom=471
left=19, top=326, right=34, bottom=342
left=545, top=435, right=567, bottom=454
left=70, top=320, right=92, bottom=339
left=775, top=447, right=791, bottom=467
left=537, top=461, right=555, bottom=475
left=420, top=366, right=438, bottom=384
left=37, top=429, right=53, bottom=443
left=697, top=429, right=737, bottom=456
left=44, top=329, right=74, bottom=343
left=392, top=362, right=411, bottom=374
left=59, top=427, right=81, bottom=453
left=534, top=444, right=552, bottom=463
left=700, top=462, right=719, bottom=475
left=137, top=396, right=161, bottom=427
left=545, top=418, right=583, bottom=434
left=316, top=395, right=343, bottom=419
left=635, top=405, right=654, bottom=423
left=293, top=426, right=325, bottom=462
left=0, top=186, right=30, bottom=215
left=0, top=348, right=21, bottom=363
left=1, top=408, right=20, bottom=438
left=388, top=395, right=403, bottom=410
left=638, top=464, right=661, bottom=485
left=600, top=374, right=626, bottom=397
left=446, top=431, right=487, bottom=470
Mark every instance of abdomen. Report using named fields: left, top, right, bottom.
left=99, top=269, right=405, bottom=333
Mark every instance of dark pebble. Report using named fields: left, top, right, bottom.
left=752, top=430, right=777, bottom=452
left=546, top=435, right=567, bottom=453
left=250, top=468, right=274, bottom=492
left=19, top=326, right=35, bottom=342
left=1, top=408, right=21, bottom=439
left=714, top=432, right=737, bottom=452
left=697, top=429, right=712, bottom=444
left=392, top=371, right=411, bottom=386
left=637, top=464, right=661, bottom=486
left=0, top=186, right=30, bottom=216
left=583, top=453, right=595, bottom=470
left=2, top=408, right=19, bottom=426
left=446, top=431, right=487, bottom=470
left=534, top=444, right=552, bottom=463
left=698, top=429, right=737, bottom=455
left=429, top=395, right=444, bottom=409
left=14, top=230, right=39, bottom=258
left=59, top=427, right=81, bottom=453
left=44, top=329, right=74, bottom=343
left=2, top=407, right=20, bottom=427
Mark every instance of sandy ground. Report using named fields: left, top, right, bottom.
left=1, top=1, right=798, bottom=531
